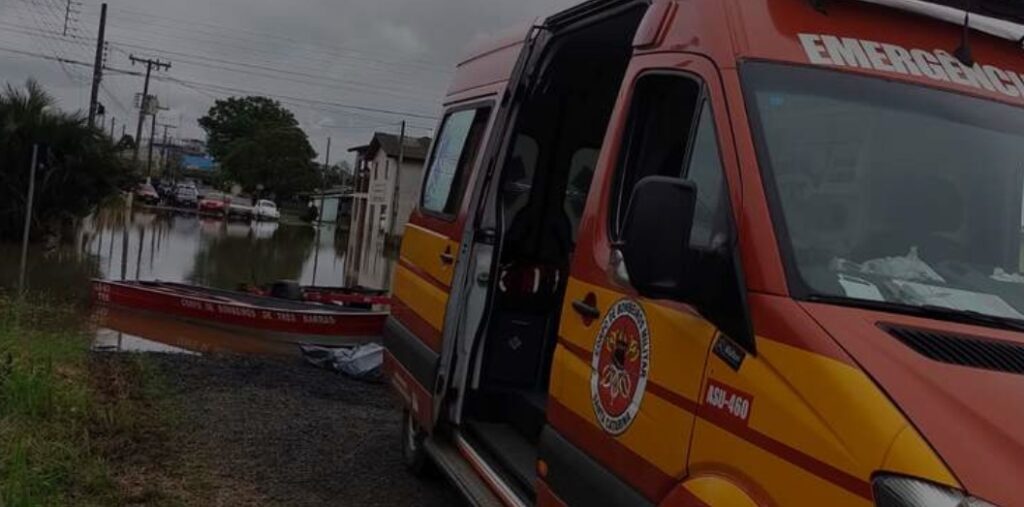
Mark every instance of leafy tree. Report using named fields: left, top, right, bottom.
left=322, top=160, right=352, bottom=189
left=114, top=134, right=135, bottom=151
left=218, top=125, right=319, bottom=199
left=0, top=80, right=135, bottom=241
left=198, top=97, right=318, bottom=199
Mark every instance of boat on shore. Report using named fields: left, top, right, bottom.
left=91, top=280, right=388, bottom=346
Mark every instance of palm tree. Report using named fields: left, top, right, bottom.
left=0, top=80, right=135, bottom=241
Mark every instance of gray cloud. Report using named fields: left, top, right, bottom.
left=0, top=0, right=582, bottom=161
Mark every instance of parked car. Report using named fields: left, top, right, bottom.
left=134, top=182, right=160, bottom=206
left=254, top=200, right=280, bottom=221
left=198, top=192, right=229, bottom=216
left=227, top=200, right=253, bottom=221
left=174, top=185, right=198, bottom=209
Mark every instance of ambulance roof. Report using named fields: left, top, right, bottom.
left=724, top=0, right=1024, bottom=107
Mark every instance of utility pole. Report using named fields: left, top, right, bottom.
left=321, top=137, right=331, bottom=220
left=146, top=110, right=159, bottom=176
left=18, top=145, right=40, bottom=295
left=87, top=3, right=107, bottom=128
left=63, top=0, right=81, bottom=36
left=383, top=121, right=406, bottom=290
left=129, top=55, right=171, bottom=169
left=158, top=123, right=176, bottom=172
left=311, top=137, right=330, bottom=286
left=389, top=121, right=406, bottom=242
left=322, top=136, right=331, bottom=220
left=109, top=116, right=115, bottom=139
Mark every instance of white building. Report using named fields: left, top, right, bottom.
left=345, top=132, right=432, bottom=290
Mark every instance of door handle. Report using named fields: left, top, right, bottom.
left=440, top=251, right=455, bottom=265
left=572, top=295, right=601, bottom=321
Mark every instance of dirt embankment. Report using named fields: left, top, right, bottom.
left=94, top=353, right=462, bottom=507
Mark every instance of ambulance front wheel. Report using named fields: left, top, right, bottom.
left=402, top=409, right=430, bottom=476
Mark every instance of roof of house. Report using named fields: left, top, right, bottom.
left=348, top=132, right=433, bottom=162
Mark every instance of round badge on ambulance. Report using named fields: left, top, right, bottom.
left=590, top=298, right=650, bottom=436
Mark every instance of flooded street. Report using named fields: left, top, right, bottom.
left=1, top=208, right=353, bottom=355
left=85, top=210, right=349, bottom=290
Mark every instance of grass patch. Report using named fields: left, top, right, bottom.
left=0, top=295, right=185, bottom=506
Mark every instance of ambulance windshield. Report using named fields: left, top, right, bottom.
left=744, top=61, right=1024, bottom=322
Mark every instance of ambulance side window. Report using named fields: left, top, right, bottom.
left=612, top=74, right=702, bottom=238
left=686, top=101, right=729, bottom=249
left=421, top=107, right=491, bottom=217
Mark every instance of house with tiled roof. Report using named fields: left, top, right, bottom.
left=344, top=132, right=432, bottom=289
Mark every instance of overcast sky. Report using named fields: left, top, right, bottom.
left=0, top=0, right=580, bottom=164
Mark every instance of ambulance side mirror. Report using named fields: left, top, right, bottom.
left=621, top=176, right=756, bottom=354
left=620, top=176, right=696, bottom=300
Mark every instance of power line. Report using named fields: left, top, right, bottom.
left=105, top=42, right=436, bottom=103
left=63, top=14, right=454, bottom=86
left=1, top=22, right=448, bottom=107
left=0, top=42, right=438, bottom=132
left=107, top=69, right=441, bottom=121
left=9, top=1, right=88, bottom=83
left=79, top=4, right=452, bottom=70
left=161, top=75, right=436, bottom=131
left=0, top=40, right=90, bottom=68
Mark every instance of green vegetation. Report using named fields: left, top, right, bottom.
left=0, top=80, right=135, bottom=242
left=198, top=96, right=320, bottom=200
left=0, top=297, right=180, bottom=506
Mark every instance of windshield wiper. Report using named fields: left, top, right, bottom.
left=805, top=295, right=1024, bottom=333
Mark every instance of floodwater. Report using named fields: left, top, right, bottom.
left=0, top=208, right=352, bottom=355
left=91, top=306, right=299, bottom=357
left=83, top=210, right=349, bottom=290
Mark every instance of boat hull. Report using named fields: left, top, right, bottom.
left=92, top=280, right=387, bottom=343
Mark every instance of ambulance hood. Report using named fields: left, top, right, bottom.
left=801, top=302, right=1024, bottom=506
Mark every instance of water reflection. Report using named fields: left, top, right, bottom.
left=78, top=210, right=349, bottom=290
left=190, top=219, right=315, bottom=288
left=92, top=306, right=298, bottom=357
left=0, top=207, right=355, bottom=356
left=0, top=242, right=99, bottom=302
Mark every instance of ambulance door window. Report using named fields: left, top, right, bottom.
left=421, top=107, right=492, bottom=217
left=685, top=100, right=730, bottom=249
left=611, top=74, right=702, bottom=238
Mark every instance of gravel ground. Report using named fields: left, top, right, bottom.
left=146, top=354, right=463, bottom=507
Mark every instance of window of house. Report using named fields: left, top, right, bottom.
left=611, top=73, right=729, bottom=249
left=421, top=106, right=492, bottom=216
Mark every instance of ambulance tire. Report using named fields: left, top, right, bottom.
left=401, top=409, right=430, bottom=476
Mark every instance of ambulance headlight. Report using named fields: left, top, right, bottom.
left=873, top=475, right=996, bottom=507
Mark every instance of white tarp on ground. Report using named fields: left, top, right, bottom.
left=301, top=343, right=383, bottom=381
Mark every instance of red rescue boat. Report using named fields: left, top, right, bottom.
left=91, top=279, right=388, bottom=345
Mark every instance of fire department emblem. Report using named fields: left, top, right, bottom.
left=590, top=299, right=650, bottom=436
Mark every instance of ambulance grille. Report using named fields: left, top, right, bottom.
left=881, top=324, right=1024, bottom=375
